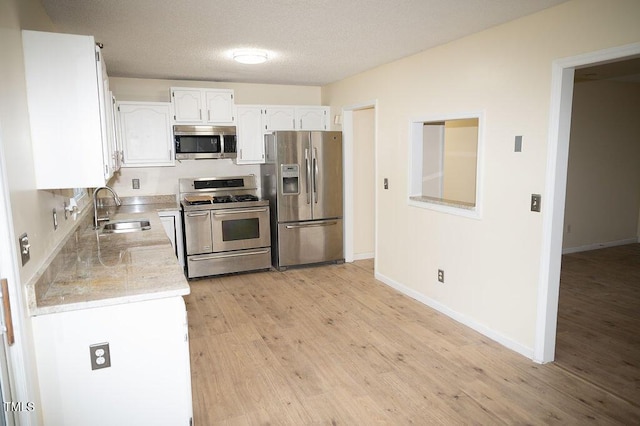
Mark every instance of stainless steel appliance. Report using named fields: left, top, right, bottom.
left=174, top=125, right=236, bottom=160
left=179, top=175, right=271, bottom=278
left=261, top=131, right=343, bottom=270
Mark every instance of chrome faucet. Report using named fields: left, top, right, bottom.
left=93, top=186, right=122, bottom=229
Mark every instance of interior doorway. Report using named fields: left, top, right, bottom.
left=535, top=42, right=640, bottom=363
left=342, top=102, right=377, bottom=266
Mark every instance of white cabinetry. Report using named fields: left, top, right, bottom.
left=236, top=105, right=331, bottom=164
left=171, top=87, right=235, bottom=125
left=236, top=106, right=266, bottom=164
left=159, top=210, right=185, bottom=268
left=296, top=106, right=330, bottom=130
left=22, top=30, right=117, bottom=189
left=263, top=106, right=296, bottom=131
left=117, top=102, right=174, bottom=167
left=32, top=297, right=192, bottom=425
left=263, top=106, right=330, bottom=131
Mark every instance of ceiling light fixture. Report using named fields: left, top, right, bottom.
left=233, top=49, right=268, bottom=65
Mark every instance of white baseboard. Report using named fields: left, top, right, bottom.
left=353, top=252, right=374, bottom=261
left=562, top=237, right=639, bottom=255
left=374, top=271, right=535, bottom=360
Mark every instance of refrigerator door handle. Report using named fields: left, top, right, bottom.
left=313, top=147, right=319, bottom=203
left=305, top=148, right=311, bottom=204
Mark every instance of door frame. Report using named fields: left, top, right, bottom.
left=534, top=41, right=640, bottom=363
left=0, top=127, right=37, bottom=425
left=342, top=101, right=377, bottom=264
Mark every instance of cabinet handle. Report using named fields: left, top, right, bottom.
left=199, top=109, right=202, bottom=120
left=208, top=110, right=211, bottom=122
left=186, top=212, right=209, bottom=217
left=292, top=118, right=295, bottom=129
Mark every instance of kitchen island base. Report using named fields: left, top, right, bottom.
left=32, top=296, right=192, bottom=425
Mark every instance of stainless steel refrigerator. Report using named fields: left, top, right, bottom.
left=261, top=131, right=343, bottom=270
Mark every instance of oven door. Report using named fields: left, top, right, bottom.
left=210, top=206, right=270, bottom=252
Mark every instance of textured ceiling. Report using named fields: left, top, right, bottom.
left=40, top=0, right=569, bottom=86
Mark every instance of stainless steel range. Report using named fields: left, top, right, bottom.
left=179, top=175, right=271, bottom=278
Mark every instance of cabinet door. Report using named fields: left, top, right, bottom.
left=204, top=89, right=235, bottom=124
left=236, top=106, right=265, bottom=164
left=118, top=102, right=174, bottom=167
left=296, top=106, right=330, bottom=131
left=264, top=107, right=296, bottom=131
left=22, top=30, right=107, bottom=189
left=171, top=89, right=203, bottom=123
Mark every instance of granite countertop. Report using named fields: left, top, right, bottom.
left=28, top=198, right=189, bottom=316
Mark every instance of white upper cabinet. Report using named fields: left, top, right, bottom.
left=118, top=102, right=174, bottom=167
left=237, top=105, right=332, bottom=165
left=296, top=106, right=330, bottom=130
left=263, top=106, right=330, bottom=131
left=263, top=106, right=296, bottom=131
left=22, top=30, right=116, bottom=189
left=171, top=87, right=235, bottom=125
left=204, top=90, right=235, bottom=123
left=236, top=106, right=265, bottom=164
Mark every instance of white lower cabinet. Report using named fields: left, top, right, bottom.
left=32, top=297, right=192, bottom=426
left=159, top=210, right=185, bottom=268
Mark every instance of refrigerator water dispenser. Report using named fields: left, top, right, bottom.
left=281, top=164, right=299, bottom=195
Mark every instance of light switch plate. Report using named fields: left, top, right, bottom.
left=531, top=194, right=541, bottom=212
left=18, top=233, right=30, bottom=266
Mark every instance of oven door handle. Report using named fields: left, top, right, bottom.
left=285, top=220, right=338, bottom=229
left=211, top=208, right=268, bottom=216
left=189, top=249, right=270, bottom=261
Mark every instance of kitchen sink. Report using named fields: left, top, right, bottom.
left=101, top=219, right=151, bottom=234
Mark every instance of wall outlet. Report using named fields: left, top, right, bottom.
left=132, top=178, right=140, bottom=189
left=89, top=342, right=111, bottom=370
left=437, top=269, right=444, bottom=283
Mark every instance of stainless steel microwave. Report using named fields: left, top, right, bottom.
left=173, top=125, right=237, bottom=160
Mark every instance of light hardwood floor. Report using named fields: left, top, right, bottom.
left=556, top=243, right=640, bottom=409
left=185, top=257, right=640, bottom=425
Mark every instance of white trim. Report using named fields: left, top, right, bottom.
left=353, top=252, right=375, bottom=261
left=0, top=126, right=38, bottom=425
left=407, top=111, right=485, bottom=220
left=562, top=237, right=640, bottom=254
left=341, top=101, right=377, bottom=266
left=535, top=41, right=640, bottom=364
left=375, top=272, right=534, bottom=359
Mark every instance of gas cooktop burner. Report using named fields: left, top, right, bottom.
left=234, top=194, right=259, bottom=202
left=213, top=195, right=233, bottom=203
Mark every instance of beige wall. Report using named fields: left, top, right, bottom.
left=352, top=108, right=375, bottom=258
left=110, top=76, right=321, bottom=104
left=109, top=77, right=322, bottom=197
left=0, top=0, right=66, bottom=422
left=321, top=0, right=640, bottom=354
left=0, top=0, right=90, bottom=290
left=563, top=79, right=640, bottom=250
left=443, top=119, right=478, bottom=205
